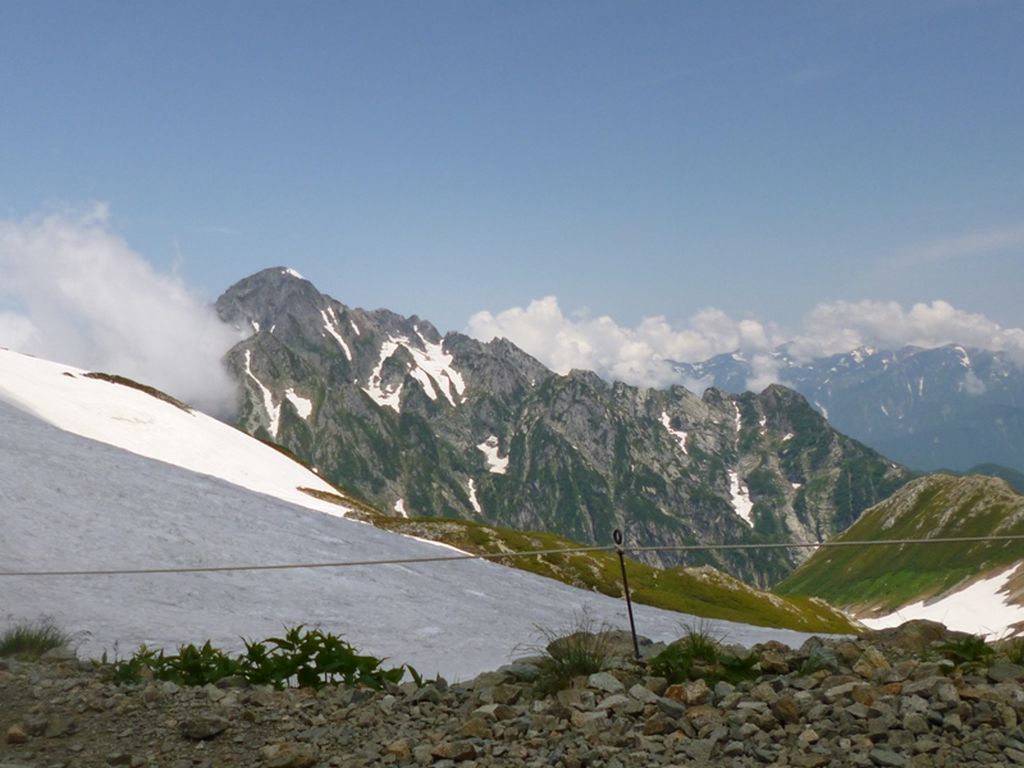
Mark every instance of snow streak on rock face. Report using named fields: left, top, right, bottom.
left=282, top=267, right=305, bottom=280
left=467, top=478, right=482, bottom=514
left=244, top=350, right=281, bottom=437
left=659, top=411, right=688, bottom=455
left=320, top=308, right=353, bottom=362
left=861, top=564, right=1022, bottom=639
left=729, top=471, right=755, bottom=528
left=477, top=435, right=509, bottom=474
left=394, top=498, right=408, bottom=518
left=361, top=334, right=466, bottom=412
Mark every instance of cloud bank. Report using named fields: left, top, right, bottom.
left=467, top=297, right=1024, bottom=391
left=0, top=206, right=242, bottom=414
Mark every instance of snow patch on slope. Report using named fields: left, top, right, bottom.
left=362, top=334, right=466, bottom=412
left=659, top=411, right=688, bottom=455
left=860, top=565, right=1022, bottom=638
left=477, top=436, right=509, bottom=475
left=363, top=339, right=404, bottom=412
left=728, top=470, right=755, bottom=527
left=394, top=498, right=408, bottom=519
left=284, top=388, right=313, bottom=420
left=0, top=349, right=348, bottom=518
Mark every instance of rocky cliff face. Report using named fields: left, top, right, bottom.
left=216, top=268, right=909, bottom=586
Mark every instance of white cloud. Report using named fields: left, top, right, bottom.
left=0, top=205, right=242, bottom=415
left=467, top=297, right=780, bottom=390
left=467, top=296, right=1024, bottom=391
left=788, top=300, right=1024, bottom=361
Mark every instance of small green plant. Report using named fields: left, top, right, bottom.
left=937, top=634, right=994, bottom=671
left=650, top=622, right=759, bottom=685
left=1002, top=638, right=1024, bottom=666
left=0, top=619, right=71, bottom=658
left=108, top=625, right=415, bottom=690
left=531, top=613, right=614, bottom=695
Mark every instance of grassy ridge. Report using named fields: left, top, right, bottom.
left=777, top=474, right=1024, bottom=611
left=347, top=512, right=856, bottom=634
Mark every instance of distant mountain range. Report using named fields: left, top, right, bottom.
left=215, top=268, right=909, bottom=587
left=674, top=345, right=1024, bottom=474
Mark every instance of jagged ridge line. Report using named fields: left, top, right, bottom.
left=2, top=535, right=1024, bottom=578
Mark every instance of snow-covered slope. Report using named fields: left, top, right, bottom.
left=0, top=349, right=826, bottom=679
left=0, top=401, right=824, bottom=680
left=0, top=349, right=348, bottom=518
left=861, top=564, right=1024, bottom=639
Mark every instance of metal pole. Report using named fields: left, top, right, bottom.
left=613, top=529, right=641, bottom=660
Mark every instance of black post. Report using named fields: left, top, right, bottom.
left=613, top=529, right=641, bottom=660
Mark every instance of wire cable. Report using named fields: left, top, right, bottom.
left=2, top=534, right=1023, bottom=578
left=0, top=544, right=616, bottom=578
left=625, top=534, right=1024, bottom=554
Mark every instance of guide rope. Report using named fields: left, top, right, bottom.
left=2, top=534, right=1023, bottom=578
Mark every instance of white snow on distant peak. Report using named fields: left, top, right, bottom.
left=659, top=411, right=688, bottom=455
left=362, top=334, right=466, bottom=411
left=467, top=479, right=482, bottom=515
left=477, top=435, right=509, bottom=475
left=410, top=331, right=466, bottom=406
left=244, top=350, right=281, bottom=438
left=284, top=388, right=313, bottom=420
left=362, top=339, right=405, bottom=412
left=394, top=498, right=408, bottom=519
left=321, top=308, right=353, bottom=362
left=954, top=345, right=971, bottom=368
left=733, top=403, right=742, bottom=433
left=814, top=402, right=829, bottom=419
left=782, top=433, right=794, bottom=442
left=250, top=320, right=261, bottom=334
left=350, top=320, right=361, bottom=336
left=758, top=415, right=767, bottom=430
left=880, top=404, right=889, bottom=416
left=860, top=565, right=1022, bottom=639
left=728, top=470, right=754, bottom=527
left=0, top=348, right=349, bottom=518
left=791, top=482, right=802, bottom=490
left=282, top=267, right=304, bottom=279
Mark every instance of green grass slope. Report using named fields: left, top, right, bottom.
left=776, top=474, right=1024, bottom=612
left=305, top=493, right=856, bottom=633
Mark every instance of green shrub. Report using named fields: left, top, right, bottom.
left=1002, top=638, right=1024, bottom=666
left=109, top=625, right=416, bottom=690
left=532, top=614, right=613, bottom=695
left=649, top=622, right=759, bottom=685
left=938, top=634, right=993, bottom=671
left=0, top=619, right=71, bottom=658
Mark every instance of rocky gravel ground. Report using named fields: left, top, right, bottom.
left=3, top=621, right=1024, bottom=768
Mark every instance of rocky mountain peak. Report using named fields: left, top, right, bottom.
left=216, top=269, right=911, bottom=587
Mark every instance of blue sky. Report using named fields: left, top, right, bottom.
left=1, top=1, right=1022, bottom=383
